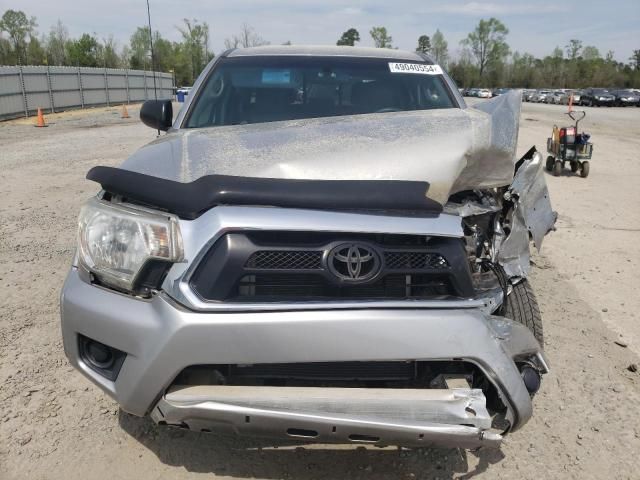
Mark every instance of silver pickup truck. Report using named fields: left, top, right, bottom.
left=60, top=45, right=555, bottom=449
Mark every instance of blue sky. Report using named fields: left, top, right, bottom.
left=3, top=0, right=639, bottom=62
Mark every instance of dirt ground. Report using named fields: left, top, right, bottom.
left=1, top=101, right=639, bottom=479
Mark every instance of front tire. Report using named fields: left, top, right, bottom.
left=553, top=160, right=562, bottom=176
left=504, top=280, right=544, bottom=344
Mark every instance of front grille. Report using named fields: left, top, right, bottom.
left=384, top=252, right=449, bottom=269
left=238, top=273, right=454, bottom=300
left=246, top=251, right=323, bottom=270
left=189, top=231, right=474, bottom=302
left=246, top=250, right=450, bottom=271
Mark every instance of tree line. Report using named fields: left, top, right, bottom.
left=2, top=8, right=639, bottom=89
left=336, top=22, right=639, bottom=89
left=0, top=10, right=264, bottom=85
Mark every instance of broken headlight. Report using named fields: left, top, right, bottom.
left=77, top=197, right=183, bottom=291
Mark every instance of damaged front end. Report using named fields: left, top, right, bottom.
left=446, top=146, right=557, bottom=316
left=64, top=84, right=556, bottom=450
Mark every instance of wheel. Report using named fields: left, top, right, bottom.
left=570, top=161, right=579, bottom=172
left=553, top=160, right=562, bottom=176
left=546, top=156, right=555, bottom=171
left=581, top=161, right=590, bottom=178
left=504, top=280, right=544, bottom=344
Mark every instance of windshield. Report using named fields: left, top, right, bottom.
left=184, top=56, right=456, bottom=128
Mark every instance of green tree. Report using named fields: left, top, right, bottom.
left=629, top=49, right=640, bottom=70
left=370, top=26, right=393, bottom=48
left=509, top=52, right=538, bottom=88
left=66, top=33, right=99, bottom=66
left=0, top=34, right=12, bottom=64
left=128, top=27, right=188, bottom=81
left=129, top=26, right=152, bottom=69
left=565, top=39, right=582, bottom=60
left=447, top=48, right=477, bottom=87
left=97, top=36, right=120, bottom=68
left=416, top=35, right=431, bottom=54
left=171, top=42, right=192, bottom=85
left=46, top=20, right=68, bottom=65
left=461, top=18, right=509, bottom=78
left=337, top=28, right=360, bottom=46
left=26, top=34, right=45, bottom=64
left=178, top=18, right=213, bottom=82
left=431, top=29, right=448, bottom=66
left=0, top=9, right=37, bottom=64
left=582, top=46, right=600, bottom=61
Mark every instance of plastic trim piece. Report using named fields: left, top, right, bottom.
left=87, top=166, right=443, bottom=220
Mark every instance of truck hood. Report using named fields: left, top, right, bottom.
left=121, top=91, right=521, bottom=204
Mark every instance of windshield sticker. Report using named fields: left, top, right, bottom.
left=262, top=69, right=292, bottom=85
left=388, top=63, right=442, bottom=75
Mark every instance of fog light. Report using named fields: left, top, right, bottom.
left=520, top=365, right=541, bottom=395
left=86, top=341, right=114, bottom=369
left=79, top=335, right=126, bottom=381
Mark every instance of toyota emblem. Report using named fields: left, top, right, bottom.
left=327, top=243, right=381, bottom=283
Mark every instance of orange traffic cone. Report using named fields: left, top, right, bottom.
left=35, top=107, right=47, bottom=127
left=121, top=104, right=130, bottom=119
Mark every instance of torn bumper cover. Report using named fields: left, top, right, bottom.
left=152, top=386, right=502, bottom=449
left=60, top=269, right=547, bottom=450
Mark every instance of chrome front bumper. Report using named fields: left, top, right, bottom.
left=151, top=386, right=502, bottom=449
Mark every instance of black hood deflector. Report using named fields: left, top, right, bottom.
left=86, top=166, right=443, bottom=220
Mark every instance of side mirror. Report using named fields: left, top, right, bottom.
left=140, top=100, right=173, bottom=131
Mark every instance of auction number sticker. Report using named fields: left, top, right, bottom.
left=388, top=63, right=443, bottom=75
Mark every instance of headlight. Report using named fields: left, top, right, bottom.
left=78, top=197, right=183, bottom=291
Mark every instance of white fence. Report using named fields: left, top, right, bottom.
left=0, top=65, right=174, bottom=121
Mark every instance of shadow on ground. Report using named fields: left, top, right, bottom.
left=118, top=413, right=504, bottom=479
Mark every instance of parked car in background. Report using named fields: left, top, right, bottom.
left=523, top=89, right=537, bottom=102
left=492, top=88, right=510, bottom=96
left=568, top=90, right=583, bottom=105
left=581, top=88, right=615, bottom=106
left=611, top=89, right=640, bottom=107
left=477, top=89, right=492, bottom=98
left=545, top=90, right=566, bottom=104
left=532, top=90, right=552, bottom=103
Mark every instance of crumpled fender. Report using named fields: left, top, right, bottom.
left=498, top=147, right=557, bottom=278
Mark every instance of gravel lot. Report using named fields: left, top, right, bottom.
left=1, top=101, right=639, bottom=479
